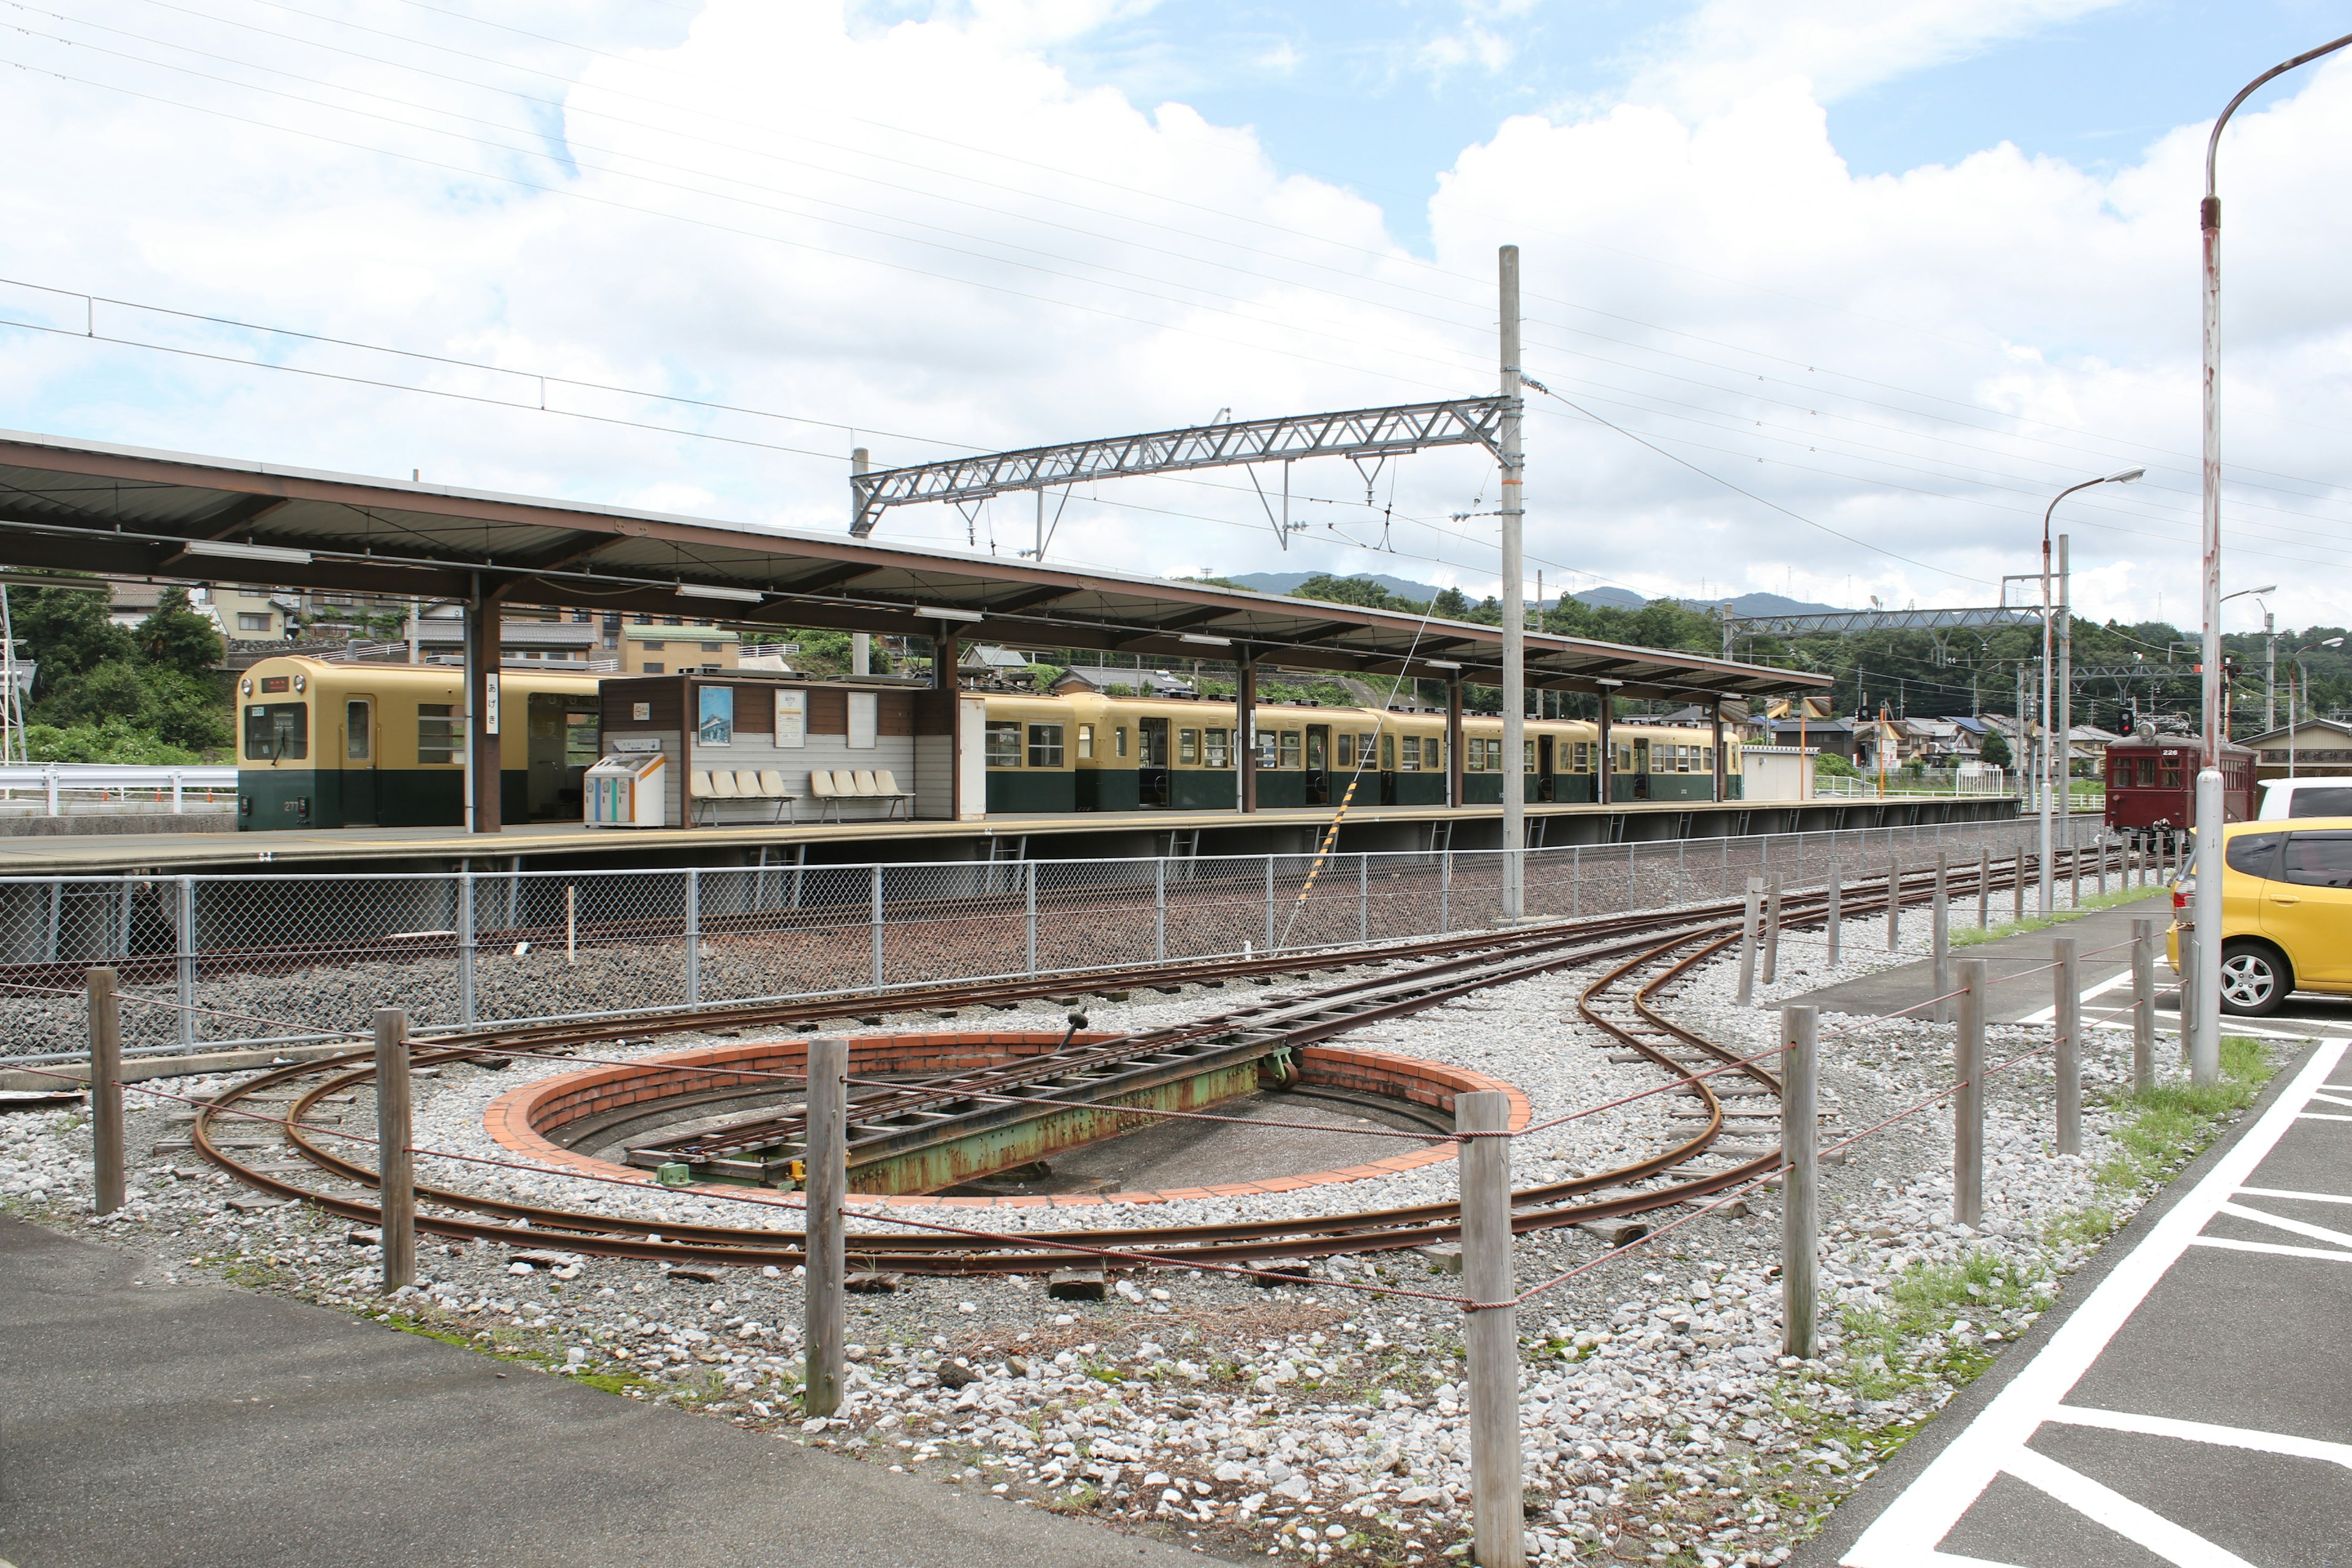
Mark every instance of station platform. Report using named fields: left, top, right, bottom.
left=0, top=1216, right=1201, bottom=1568
left=0, top=792, right=2025, bottom=876
left=1804, top=1038, right=2351, bottom=1566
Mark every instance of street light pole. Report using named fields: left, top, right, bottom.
left=1499, top=244, right=1526, bottom=923
left=2041, top=470, right=2140, bottom=916
left=2198, top=30, right=2352, bottom=1084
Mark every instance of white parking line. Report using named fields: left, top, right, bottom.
left=2004, top=1448, right=2258, bottom=1568
left=2046, top=1406, right=2352, bottom=1470
left=2187, top=1236, right=2352, bottom=1264
left=2014, top=969, right=2135, bottom=1027
left=1841, top=1039, right=2348, bottom=1566
left=2237, top=1185, right=2352, bottom=1205
left=2212, top=1200, right=2352, bottom=1251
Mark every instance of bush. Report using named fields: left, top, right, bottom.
left=22, top=719, right=204, bottom=764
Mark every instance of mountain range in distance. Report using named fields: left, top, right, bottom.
left=1222, top=571, right=1842, bottom=619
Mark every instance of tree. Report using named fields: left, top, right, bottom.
left=10, top=577, right=134, bottom=697
left=1430, top=586, right=1472, bottom=620
left=1289, top=574, right=1424, bottom=613
left=136, top=586, right=225, bottom=676
left=1977, top=729, right=2011, bottom=768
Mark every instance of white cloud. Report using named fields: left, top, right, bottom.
left=1, top=0, right=2348, bottom=636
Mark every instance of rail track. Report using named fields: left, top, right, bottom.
left=190, top=849, right=2106, bottom=1274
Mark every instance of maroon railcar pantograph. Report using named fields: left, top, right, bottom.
left=2103, top=730, right=2257, bottom=845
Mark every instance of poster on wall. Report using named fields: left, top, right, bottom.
left=698, top=685, right=734, bottom=747
left=848, top=690, right=878, bottom=750
left=774, top=689, right=806, bottom=747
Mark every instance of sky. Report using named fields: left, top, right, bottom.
left=2, top=0, right=2351, bottom=636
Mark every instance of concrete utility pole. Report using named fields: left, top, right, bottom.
left=2265, top=609, right=2277, bottom=732
left=851, top=448, right=872, bottom=679
left=1499, top=244, right=1526, bottom=922
left=2195, top=29, right=2352, bottom=1081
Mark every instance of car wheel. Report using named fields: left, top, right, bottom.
left=2218, top=941, right=2288, bottom=1017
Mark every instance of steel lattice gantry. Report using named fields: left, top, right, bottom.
left=1725, top=606, right=2045, bottom=639
left=849, top=397, right=1507, bottom=538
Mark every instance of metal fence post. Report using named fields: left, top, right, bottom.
left=457, top=872, right=477, bottom=1027
left=1441, top=850, right=1452, bottom=934
left=1358, top=853, right=1370, bottom=943
left=1457, top=1088, right=1524, bottom=1568
left=1571, top=844, right=1580, bottom=919
left=175, top=876, right=195, bottom=1048
left=1886, top=856, right=1901, bottom=951
left=1154, top=858, right=1167, bottom=962
left=2055, top=936, right=2081, bottom=1156
left=872, top=865, right=887, bottom=989
left=1781, top=1004, right=1818, bottom=1360
left=170, top=769, right=184, bottom=815
left=1932, top=853, right=1951, bottom=1025
left=1825, top=865, right=1842, bottom=967
left=1736, top=876, right=1762, bottom=1007
left=1025, top=861, right=1038, bottom=977
left=2132, top=918, right=2156, bottom=1093
left=802, top=1035, right=847, bottom=1418
left=1762, top=874, right=1783, bottom=985
left=2178, top=925, right=2197, bottom=1065
left=88, top=968, right=123, bottom=1216
left=684, top=869, right=702, bottom=1007
left=1264, top=855, right=1276, bottom=951
left=1954, top=958, right=1985, bottom=1227
left=375, top=1007, right=415, bottom=1292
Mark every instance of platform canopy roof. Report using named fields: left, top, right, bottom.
left=0, top=429, right=1823, bottom=701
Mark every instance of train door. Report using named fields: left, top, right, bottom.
left=1632, top=736, right=1651, bottom=799
left=527, top=694, right=568, bottom=820
left=342, top=695, right=377, bottom=826
left=1536, top=734, right=1556, bottom=802
left=1139, top=716, right=1171, bottom=807
left=1305, top=725, right=1330, bottom=805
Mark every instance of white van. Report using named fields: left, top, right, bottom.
left=2256, top=778, right=2352, bottom=819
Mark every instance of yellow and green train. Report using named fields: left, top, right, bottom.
left=237, top=656, right=602, bottom=829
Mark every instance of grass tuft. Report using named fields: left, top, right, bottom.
left=1951, top=884, right=2164, bottom=948
left=2094, top=1036, right=2274, bottom=1193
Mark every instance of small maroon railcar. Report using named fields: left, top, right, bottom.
left=2103, top=729, right=2257, bottom=843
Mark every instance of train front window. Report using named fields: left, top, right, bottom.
left=244, top=702, right=307, bottom=761
left=416, top=704, right=458, bottom=765
left=986, top=722, right=1020, bottom=767
left=2139, top=758, right=2156, bottom=786
left=1027, top=724, right=1065, bottom=767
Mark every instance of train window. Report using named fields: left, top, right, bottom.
left=986, top=722, right=1020, bottom=767
left=1335, top=733, right=1353, bottom=767
left=1115, top=726, right=1129, bottom=760
left=1463, top=739, right=1483, bottom=772
left=1703, top=747, right=1714, bottom=770
left=1077, top=725, right=1095, bottom=761
left=564, top=712, right=600, bottom=767
left=1524, top=739, right=1535, bottom=772
left=2282, top=832, right=2352, bottom=889
left=344, top=701, right=370, bottom=761
left=1256, top=731, right=1278, bottom=768
left=244, top=703, right=307, bottom=761
left=1280, top=731, right=1301, bottom=768
left=1026, top=724, right=1064, bottom=768
left=1205, top=728, right=1230, bottom=768
left=1616, top=744, right=1634, bottom=773
left=1400, top=736, right=1420, bottom=771
left=1485, top=738, right=1503, bottom=771
left=416, top=704, right=458, bottom=766
left=1379, top=733, right=1395, bottom=771
left=1178, top=729, right=1198, bottom=765
left=2138, top=758, right=2156, bottom=786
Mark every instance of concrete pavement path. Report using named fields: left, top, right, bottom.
left=0, top=1218, right=1207, bottom=1568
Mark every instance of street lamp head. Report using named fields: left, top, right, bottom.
left=2327, top=638, right=2345, bottom=649
left=2105, top=467, right=2146, bottom=484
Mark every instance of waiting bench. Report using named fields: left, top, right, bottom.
left=808, top=768, right=914, bottom=821
left=688, top=768, right=799, bottom=825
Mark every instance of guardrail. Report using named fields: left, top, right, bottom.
left=0, top=764, right=236, bottom=815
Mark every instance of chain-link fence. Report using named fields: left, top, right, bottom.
left=0, top=813, right=2095, bottom=1063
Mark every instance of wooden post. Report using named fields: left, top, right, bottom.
left=1780, top=1005, right=1819, bottom=1360
left=374, top=1008, right=415, bottom=1292
left=1761, top=874, right=1783, bottom=985
left=1977, top=847, right=1990, bottom=930
left=88, top=968, right=123, bottom=1216
left=1237, top=651, right=1259, bottom=813
left=2132, top=918, right=2156, bottom=1095
left=1457, top=1088, right=1525, bottom=1568
left=1954, top=959, right=1985, bottom=1227
left=1886, top=856, right=1901, bottom=951
left=1932, top=853, right=1951, bottom=1025
left=2096, top=834, right=2108, bottom=898
left=1736, top=876, right=1762, bottom=1007
left=802, top=1035, right=848, bottom=1417
left=1825, top=866, right=1842, bottom=968
left=2054, top=937, right=2081, bottom=1156
left=2013, top=846, right=2026, bottom=922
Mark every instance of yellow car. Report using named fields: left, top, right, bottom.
left=2169, top=816, right=2352, bottom=1016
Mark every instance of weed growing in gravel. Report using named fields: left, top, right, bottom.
left=2094, top=1036, right=2274, bottom=1194
left=1951, top=884, right=2163, bottom=948
left=1836, top=1251, right=2052, bottom=1400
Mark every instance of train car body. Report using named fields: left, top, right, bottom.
left=980, top=692, right=1080, bottom=814
left=238, top=657, right=602, bottom=830
left=2103, top=729, right=2257, bottom=842
left=1065, top=693, right=1238, bottom=811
